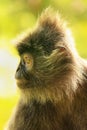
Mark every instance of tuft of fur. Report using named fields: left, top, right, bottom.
left=5, top=7, right=87, bottom=130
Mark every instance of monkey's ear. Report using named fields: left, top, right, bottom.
left=54, top=45, right=65, bottom=52
left=54, top=45, right=69, bottom=56
left=54, top=45, right=66, bottom=51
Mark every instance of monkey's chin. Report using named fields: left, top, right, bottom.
left=16, top=79, right=30, bottom=89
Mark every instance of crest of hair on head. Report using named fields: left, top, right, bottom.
left=37, top=7, right=67, bottom=32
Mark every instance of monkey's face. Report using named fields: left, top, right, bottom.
left=15, top=9, right=74, bottom=89
left=15, top=39, right=72, bottom=89
left=15, top=53, right=34, bottom=79
left=15, top=51, right=36, bottom=88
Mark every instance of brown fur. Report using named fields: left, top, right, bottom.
left=5, top=7, right=87, bottom=130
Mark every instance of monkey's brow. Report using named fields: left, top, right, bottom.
left=16, top=43, right=30, bottom=55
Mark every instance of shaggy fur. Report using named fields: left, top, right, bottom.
left=5, top=8, right=87, bottom=130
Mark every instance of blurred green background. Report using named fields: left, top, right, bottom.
left=0, top=0, right=87, bottom=129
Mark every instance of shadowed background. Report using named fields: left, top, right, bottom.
left=0, top=0, right=87, bottom=129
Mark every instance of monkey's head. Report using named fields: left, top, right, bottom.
left=15, top=8, right=78, bottom=90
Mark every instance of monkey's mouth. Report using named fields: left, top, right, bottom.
left=15, top=70, right=24, bottom=79
left=15, top=66, right=24, bottom=79
left=15, top=67, right=29, bottom=87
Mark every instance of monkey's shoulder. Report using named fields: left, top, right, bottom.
left=8, top=100, right=63, bottom=130
left=7, top=99, right=87, bottom=130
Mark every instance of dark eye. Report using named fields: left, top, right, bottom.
left=22, top=53, right=34, bottom=70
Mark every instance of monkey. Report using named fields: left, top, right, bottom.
left=5, top=7, right=87, bottom=130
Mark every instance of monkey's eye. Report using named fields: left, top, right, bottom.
left=22, top=53, right=33, bottom=70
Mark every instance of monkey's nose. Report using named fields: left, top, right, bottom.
left=21, top=59, right=25, bottom=66
left=16, top=60, right=24, bottom=72
left=16, top=66, right=20, bottom=72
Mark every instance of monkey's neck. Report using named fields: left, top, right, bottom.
left=19, top=78, right=77, bottom=105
